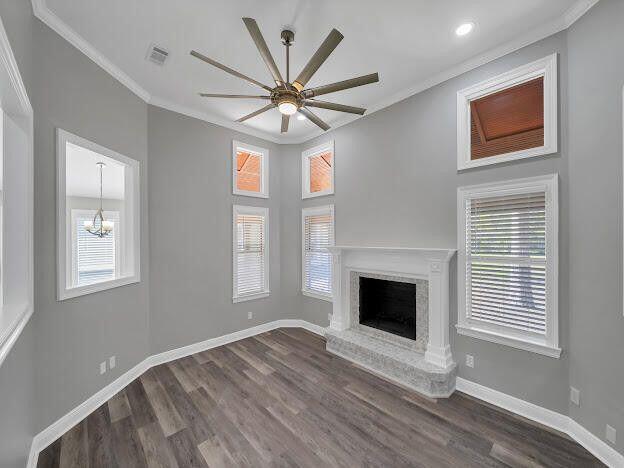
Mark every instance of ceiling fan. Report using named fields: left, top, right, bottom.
left=190, top=17, right=379, bottom=133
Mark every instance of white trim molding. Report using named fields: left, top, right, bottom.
left=456, top=377, right=624, bottom=468
left=31, top=0, right=598, bottom=144
left=457, top=54, right=558, bottom=170
left=0, top=14, right=34, bottom=366
left=232, top=140, right=269, bottom=198
left=301, top=140, right=335, bottom=199
left=457, top=174, right=560, bottom=358
left=26, top=320, right=324, bottom=468
left=56, top=129, right=141, bottom=301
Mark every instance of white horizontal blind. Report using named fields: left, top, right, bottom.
left=467, top=192, right=547, bottom=334
left=303, top=209, right=333, bottom=295
left=74, top=212, right=119, bottom=286
left=235, top=212, right=266, bottom=296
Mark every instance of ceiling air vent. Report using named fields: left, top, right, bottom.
left=146, top=44, right=169, bottom=65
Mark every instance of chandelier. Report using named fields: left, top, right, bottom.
left=84, top=162, right=113, bottom=237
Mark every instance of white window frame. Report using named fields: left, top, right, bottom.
left=57, top=129, right=141, bottom=300
left=70, top=209, right=121, bottom=287
left=232, top=140, right=269, bottom=198
left=302, top=140, right=334, bottom=199
left=456, top=174, right=560, bottom=358
left=301, top=204, right=335, bottom=301
left=232, top=205, right=269, bottom=302
left=457, top=54, right=558, bottom=170
left=0, top=15, right=34, bottom=367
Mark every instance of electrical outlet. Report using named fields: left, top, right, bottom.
left=248, top=311, right=253, bottom=320
left=99, top=361, right=106, bottom=375
left=570, top=387, right=580, bottom=406
left=109, top=356, right=116, bottom=369
left=606, top=425, right=616, bottom=445
left=465, top=354, right=474, bottom=368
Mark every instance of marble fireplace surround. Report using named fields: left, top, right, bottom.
left=326, top=246, right=457, bottom=397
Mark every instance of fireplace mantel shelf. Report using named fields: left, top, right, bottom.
left=327, top=246, right=456, bottom=260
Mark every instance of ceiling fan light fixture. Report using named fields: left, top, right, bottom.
left=297, top=114, right=307, bottom=121
left=278, top=100, right=298, bottom=115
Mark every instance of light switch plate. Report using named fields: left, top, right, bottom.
left=570, top=387, right=580, bottom=406
left=606, top=425, right=616, bottom=445
left=99, top=361, right=106, bottom=375
left=466, top=354, right=474, bottom=368
left=109, top=356, right=116, bottom=369
left=248, top=311, right=253, bottom=320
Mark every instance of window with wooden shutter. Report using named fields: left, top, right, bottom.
left=302, top=205, right=334, bottom=300
left=233, top=205, right=269, bottom=302
left=457, top=175, right=560, bottom=357
left=302, top=141, right=334, bottom=199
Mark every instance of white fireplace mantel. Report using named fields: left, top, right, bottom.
left=327, top=245, right=457, bottom=370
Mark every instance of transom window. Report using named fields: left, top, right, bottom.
left=457, top=174, right=560, bottom=357
left=302, top=205, right=334, bottom=300
left=232, top=141, right=269, bottom=198
left=302, top=141, right=334, bottom=199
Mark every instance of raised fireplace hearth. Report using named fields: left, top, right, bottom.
left=325, top=246, right=457, bottom=398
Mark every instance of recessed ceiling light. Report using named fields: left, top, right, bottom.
left=297, top=114, right=307, bottom=121
left=455, top=22, right=474, bottom=36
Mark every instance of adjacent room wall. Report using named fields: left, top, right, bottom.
left=30, top=16, right=150, bottom=430
left=147, top=105, right=286, bottom=354
left=567, top=0, right=624, bottom=454
left=283, top=32, right=571, bottom=414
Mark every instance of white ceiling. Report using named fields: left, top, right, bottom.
left=38, top=0, right=594, bottom=143
left=66, top=142, right=125, bottom=200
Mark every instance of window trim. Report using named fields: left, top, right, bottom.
left=301, top=140, right=334, bottom=199
left=232, top=204, right=270, bottom=303
left=301, top=204, right=335, bottom=302
left=456, top=174, right=560, bottom=358
left=457, top=54, right=558, bottom=171
left=56, top=129, right=141, bottom=301
left=232, top=140, right=269, bottom=199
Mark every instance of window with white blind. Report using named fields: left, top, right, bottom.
left=457, top=174, right=560, bottom=357
left=72, top=210, right=120, bottom=287
left=302, top=205, right=334, bottom=301
left=233, top=205, right=269, bottom=302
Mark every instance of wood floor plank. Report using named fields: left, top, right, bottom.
left=35, top=329, right=605, bottom=468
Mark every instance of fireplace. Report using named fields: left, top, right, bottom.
left=359, top=277, right=416, bottom=340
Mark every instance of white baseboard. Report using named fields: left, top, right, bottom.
left=26, top=319, right=324, bottom=468
left=26, top=325, right=621, bottom=468
left=456, top=377, right=624, bottom=468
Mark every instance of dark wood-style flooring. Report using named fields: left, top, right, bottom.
left=36, top=328, right=602, bottom=467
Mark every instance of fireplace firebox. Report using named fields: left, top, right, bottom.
left=359, top=277, right=416, bottom=340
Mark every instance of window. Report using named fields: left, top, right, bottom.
left=233, top=205, right=269, bottom=302
left=302, top=205, right=334, bottom=301
left=232, top=141, right=269, bottom=198
left=457, top=54, right=557, bottom=170
left=457, top=174, right=559, bottom=357
left=72, top=210, right=120, bottom=286
left=57, top=129, right=140, bottom=300
left=302, top=141, right=334, bottom=199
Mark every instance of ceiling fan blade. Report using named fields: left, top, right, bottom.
left=190, top=50, right=272, bottom=92
left=237, top=104, right=275, bottom=122
left=293, top=29, right=344, bottom=91
left=298, top=108, right=330, bottom=131
left=302, top=73, right=379, bottom=98
left=281, top=114, right=290, bottom=133
left=242, top=17, right=285, bottom=87
left=304, top=99, right=366, bottom=115
left=199, top=93, right=270, bottom=99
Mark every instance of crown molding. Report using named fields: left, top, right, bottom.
left=31, top=0, right=599, bottom=145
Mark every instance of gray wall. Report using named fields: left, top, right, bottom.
left=30, top=17, right=150, bottom=430
left=284, top=32, right=571, bottom=414
left=147, top=105, right=286, bottom=354
left=567, top=0, right=624, bottom=454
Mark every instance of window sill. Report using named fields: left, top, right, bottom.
left=302, top=289, right=333, bottom=302
left=59, top=274, right=141, bottom=301
left=0, top=304, right=34, bottom=367
left=456, top=324, right=561, bottom=358
left=233, top=291, right=270, bottom=303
